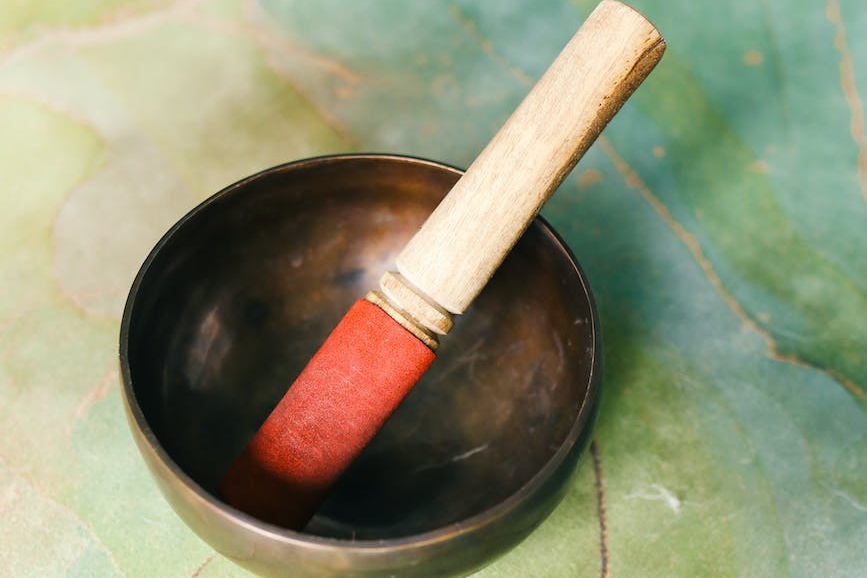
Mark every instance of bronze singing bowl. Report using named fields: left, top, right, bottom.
left=120, top=154, right=602, bottom=578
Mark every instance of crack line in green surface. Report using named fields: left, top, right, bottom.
left=203, top=0, right=363, bottom=85
left=190, top=553, right=216, bottom=577
left=0, top=0, right=361, bottom=92
left=590, top=440, right=611, bottom=578
left=0, top=0, right=361, bottom=151
left=0, top=86, right=107, bottom=142
left=241, top=0, right=362, bottom=86
left=447, top=3, right=536, bottom=87
left=199, top=1, right=361, bottom=148
left=66, top=368, right=117, bottom=436
left=826, top=0, right=867, bottom=201
left=600, top=136, right=867, bottom=402
left=0, top=0, right=202, bottom=68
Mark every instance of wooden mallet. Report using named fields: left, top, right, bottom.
left=220, top=0, right=665, bottom=529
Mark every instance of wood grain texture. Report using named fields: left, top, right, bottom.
left=393, top=0, right=665, bottom=314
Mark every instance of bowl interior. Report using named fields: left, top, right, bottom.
left=124, top=155, right=598, bottom=540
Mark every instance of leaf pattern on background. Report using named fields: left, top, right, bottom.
left=0, top=1, right=864, bottom=577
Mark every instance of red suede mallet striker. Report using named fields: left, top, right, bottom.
left=220, top=0, right=665, bottom=529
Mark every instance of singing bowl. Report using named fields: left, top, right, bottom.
left=119, top=154, right=602, bottom=577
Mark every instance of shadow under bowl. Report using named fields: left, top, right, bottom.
left=119, top=154, right=602, bottom=578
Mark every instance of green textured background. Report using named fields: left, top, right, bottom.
left=1, top=0, right=865, bottom=576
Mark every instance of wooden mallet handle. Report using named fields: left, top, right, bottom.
left=373, top=0, right=665, bottom=341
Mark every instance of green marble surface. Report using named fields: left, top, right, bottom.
left=1, top=1, right=865, bottom=576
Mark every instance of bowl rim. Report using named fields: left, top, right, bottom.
left=118, top=152, right=602, bottom=554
